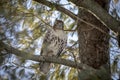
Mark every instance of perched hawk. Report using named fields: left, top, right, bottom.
left=40, top=20, right=67, bottom=74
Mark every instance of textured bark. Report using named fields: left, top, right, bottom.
left=77, top=0, right=111, bottom=79
left=78, top=9, right=109, bottom=69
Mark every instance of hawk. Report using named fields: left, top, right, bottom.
left=40, top=20, right=67, bottom=74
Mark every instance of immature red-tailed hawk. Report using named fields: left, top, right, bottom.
left=40, top=20, right=67, bottom=74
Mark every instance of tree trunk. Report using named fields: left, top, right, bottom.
left=77, top=0, right=111, bottom=80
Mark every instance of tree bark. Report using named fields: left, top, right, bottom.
left=77, top=0, right=111, bottom=80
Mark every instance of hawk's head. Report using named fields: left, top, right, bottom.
left=53, top=20, right=64, bottom=30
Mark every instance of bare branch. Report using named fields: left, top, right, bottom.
left=0, top=41, right=94, bottom=70
left=0, top=41, right=108, bottom=78
left=34, top=0, right=77, bottom=21
left=34, top=0, right=107, bottom=34
left=0, top=41, right=110, bottom=79
left=34, top=0, right=120, bottom=33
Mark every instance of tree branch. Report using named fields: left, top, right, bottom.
left=0, top=41, right=110, bottom=79
left=0, top=41, right=94, bottom=71
left=34, top=0, right=120, bottom=33
left=34, top=0, right=77, bottom=21
left=33, top=0, right=110, bottom=37
left=69, top=0, right=120, bottom=32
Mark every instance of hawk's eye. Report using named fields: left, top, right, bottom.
left=58, top=23, right=62, bottom=28
left=53, top=20, right=64, bottom=29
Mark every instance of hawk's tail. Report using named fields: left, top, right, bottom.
left=40, top=62, right=50, bottom=74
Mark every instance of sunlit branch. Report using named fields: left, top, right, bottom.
left=0, top=41, right=95, bottom=70
left=34, top=0, right=108, bottom=33
left=33, top=0, right=118, bottom=40
left=0, top=40, right=109, bottom=79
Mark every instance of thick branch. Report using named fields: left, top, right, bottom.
left=69, top=0, right=120, bottom=32
left=34, top=0, right=120, bottom=33
left=0, top=41, right=110, bottom=79
left=0, top=41, right=94, bottom=71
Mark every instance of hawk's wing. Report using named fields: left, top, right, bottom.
left=41, top=28, right=55, bottom=56
left=56, top=38, right=67, bottom=56
left=40, top=27, right=67, bottom=74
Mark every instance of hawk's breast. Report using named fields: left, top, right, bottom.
left=44, top=29, right=67, bottom=56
